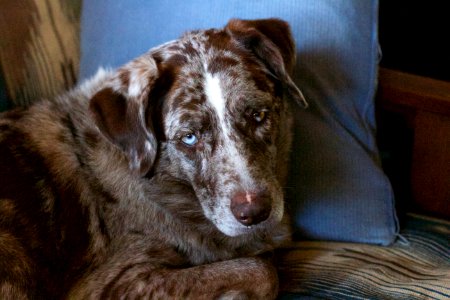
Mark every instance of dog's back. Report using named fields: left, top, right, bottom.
left=0, top=106, right=84, bottom=297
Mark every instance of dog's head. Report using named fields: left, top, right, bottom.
left=89, top=18, right=307, bottom=236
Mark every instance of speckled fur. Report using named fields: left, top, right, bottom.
left=0, top=19, right=306, bottom=299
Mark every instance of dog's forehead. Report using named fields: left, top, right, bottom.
left=159, top=29, right=275, bottom=108
left=154, top=28, right=278, bottom=138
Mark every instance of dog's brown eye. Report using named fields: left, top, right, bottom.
left=252, top=110, right=267, bottom=123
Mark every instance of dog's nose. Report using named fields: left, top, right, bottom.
left=230, top=190, right=272, bottom=226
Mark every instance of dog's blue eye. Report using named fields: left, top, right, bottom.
left=181, top=133, right=198, bottom=146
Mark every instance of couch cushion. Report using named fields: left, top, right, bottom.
left=80, top=0, right=398, bottom=245
left=278, top=214, right=450, bottom=299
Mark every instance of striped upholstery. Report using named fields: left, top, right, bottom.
left=278, top=214, right=450, bottom=299
left=0, top=0, right=80, bottom=107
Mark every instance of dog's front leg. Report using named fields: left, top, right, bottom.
left=69, top=256, right=278, bottom=300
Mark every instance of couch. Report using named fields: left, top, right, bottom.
left=278, top=68, right=450, bottom=299
left=0, top=1, right=448, bottom=299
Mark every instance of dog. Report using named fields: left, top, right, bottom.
left=0, top=18, right=307, bottom=299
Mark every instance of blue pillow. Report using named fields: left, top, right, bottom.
left=80, top=0, right=399, bottom=245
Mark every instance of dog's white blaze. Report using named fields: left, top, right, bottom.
left=204, top=73, right=253, bottom=187
left=204, top=73, right=227, bottom=133
left=204, top=72, right=259, bottom=235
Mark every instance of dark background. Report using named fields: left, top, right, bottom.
left=377, top=1, right=450, bottom=220
left=379, top=1, right=450, bottom=81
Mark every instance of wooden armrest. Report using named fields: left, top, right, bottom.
left=378, top=68, right=450, bottom=115
left=376, top=68, right=450, bottom=219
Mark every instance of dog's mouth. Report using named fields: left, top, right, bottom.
left=224, top=209, right=283, bottom=237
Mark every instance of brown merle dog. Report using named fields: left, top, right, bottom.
left=0, top=18, right=307, bottom=299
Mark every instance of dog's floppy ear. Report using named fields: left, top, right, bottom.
left=226, top=18, right=308, bottom=108
left=89, top=57, right=161, bottom=177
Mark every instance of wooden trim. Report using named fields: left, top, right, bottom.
left=378, top=68, right=450, bottom=115
left=411, top=111, right=450, bottom=217
left=377, top=68, right=450, bottom=219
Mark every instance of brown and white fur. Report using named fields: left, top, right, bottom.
left=0, top=18, right=307, bottom=299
